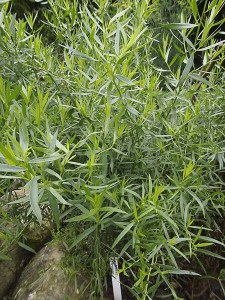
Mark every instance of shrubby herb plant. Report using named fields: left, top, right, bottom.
left=0, top=0, right=225, bottom=298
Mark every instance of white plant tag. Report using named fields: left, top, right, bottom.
left=110, top=257, right=122, bottom=300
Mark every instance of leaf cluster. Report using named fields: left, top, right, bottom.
left=0, top=0, right=225, bottom=298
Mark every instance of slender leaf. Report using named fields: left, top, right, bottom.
left=29, top=177, right=42, bottom=225
left=69, top=225, right=97, bottom=250
left=18, top=242, right=36, bottom=254
left=0, top=164, right=25, bottom=172
left=49, top=187, right=71, bottom=205
left=112, top=222, right=135, bottom=248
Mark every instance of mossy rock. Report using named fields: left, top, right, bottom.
left=12, top=243, right=89, bottom=300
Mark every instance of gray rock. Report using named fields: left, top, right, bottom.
left=12, top=243, right=89, bottom=300
left=0, top=217, right=51, bottom=299
left=0, top=245, right=28, bottom=299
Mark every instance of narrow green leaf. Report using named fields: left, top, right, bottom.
left=48, top=191, right=60, bottom=230
left=85, top=182, right=118, bottom=190
left=0, top=164, right=25, bottom=172
left=189, top=73, right=213, bottom=87
left=164, top=244, right=178, bottom=267
left=178, top=54, right=194, bottom=86
left=0, top=175, right=21, bottom=179
left=115, top=24, right=120, bottom=55
left=49, top=133, right=68, bottom=153
left=29, top=153, right=63, bottom=163
left=49, top=129, right=58, bottom=152
left=138, top=207, right=155, bottom=220
left=49, top=187, right=70, bottom=205
left=112, top=222, right=135, bottom=248
left=158, top=210, right=179, bottom=229
left=9, top=84, right=21, bottom=102
left=100, top=207, right=127, bottom=214
left=7, top=134, right=23, bottom=157
left=65, top=208, right=97, bottom=222
left=0, top=143, right=18, bottom=165
left=109, top=8, right=130, bottom=25
left=9, top=196, right=29, bottom=204
left=199, top=236, right=225, bottom=247
left=0, top=253, right=12, bottom=261
left=186, top=189, right=205, bottom=216
left=197, top=249, right=225, bottom=260
left=127, top=105, right=139, bottom=116
left=18, top=242, right=36, bottom=254
left=148, top=174, right=153, bottom=199
left=115, top=74, right=134, bottom=85
left=0, top=10, right=3, bottom=26
left=179, top=32, right=196, bottom=50
left=45, top=168, right=62, bottom=180
left=161, top=23, right=198, bottom=30
left=0, top=233, right=7, bottom=239
left=112, top=148, right=127, bottom=156
left=125, top=26, right=146, bottom=51
left=192, top=0, right=198, bottom=20
left=69, top=225, right=97, bottom=250
left=74, top=204, right=89, bottom=214
left=29, top=177, right=42, bottom=225
left=169, top=269, right=200, bottom=275
left=198, top=40, right=225, bottom=51
left=72, top=49, right=98, bottom=61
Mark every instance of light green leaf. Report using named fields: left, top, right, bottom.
left=49, top=187, right=70, bottom=205
left=48, top=191, right=60, bottom=229
left=186, top=189, right=205, bottom=216
left=72, top=49, right=98, bottom=61
left=100, top=207, right=127, bottom=214
left=198, top=40, right=225, bottom=51
left=19, top=120, right=29, bottom=152
left=29, top=153, right=63, bottom=163
left=112, top=148, right=127, bottom=156
left=49, top=129, right=58, bottom=152
left=169, top=269, right=200, bottom=275
left=199, top=236, right=225, bottom=247
left=112, top=222, right=135, bottom=248
left=115, top=74, right=134, bottom=85
left=0, top=253, right=12, bottom=261
left=45, top=168, right=62, bottom=180
left=0, top=175, right=21, bottom=179
left=189, top=73, right=213, bottom=87
left=49, top=134, right=68, bottom=153
left=197, top=249, right=225, bottom=260
left=85, top=182, right=118, bottom=190
left=9, top=196, right=29, bottom=204
left=161, top=23, right=198, bottom=30
left=29, top=177, right=42, bottom=225
left=109, top=8, right=130, bottom=25
left=148, top=174, right=153, bottom=199
left=138, top=207, right=155, bottom=220
left=0, top=233, right=7, bottom=239
left=0, top=164, right=25, bottom=172
left=18, top=242, right=36, bottom=254
left=127, top=105, right=139, bottom=116
left=191, top=0, right=198, bottom=20
left=179, top=32, right=196, bottom=50
left=74, top=204, right=89, bottom=214
left=65, top=208, right=97, bottom=222
left=157, top=210, right=179, bottom=229
left=115, top=24, right=120, bottom=55
left=69, top=225, right=97, bottom=250
left=178, top=54, right=194, bottom=86
left=0, top=143, right=18, bottom=165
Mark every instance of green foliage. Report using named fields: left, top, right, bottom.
left=0, top=0, right=225, bottom=298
